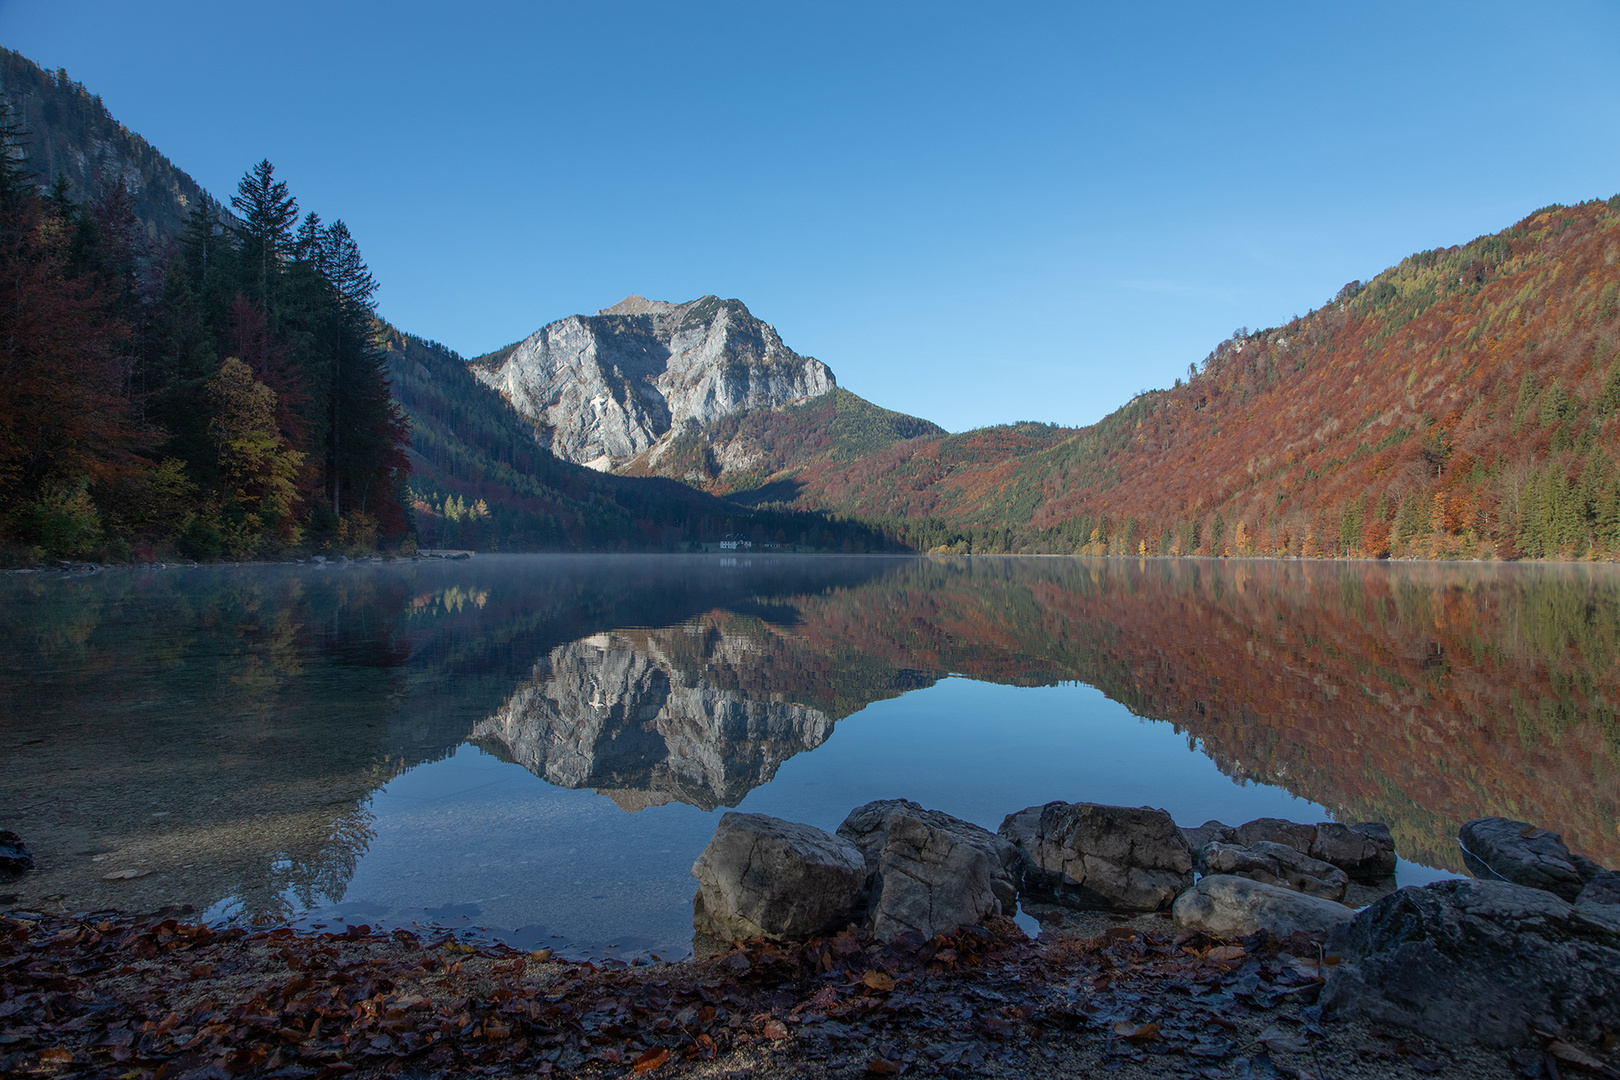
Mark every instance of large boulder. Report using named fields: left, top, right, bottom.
left=1322, top=879, right=1620, bottom=1050
left=1233, top=817, right=1318, bottom=853
left=0, top=831, right=33, bottom=879
left=1310, top=822, right=1398, bottom=881
left=1576, top=870, right=1620, bottom=913
left=1196, top=840, right=1350, bottom=901
left=1173, top=874, right=1356, bottom=941
left=1180, top=820, right=1236, bottom=851
left=1457, top=817, right=1593, bottom=901
left=691, top=812, right=866, bottom=942
left=837, top=800, right=1019, bottom=941
left=1001, top=801, right=1193, bottom=911
left=1180, top=819, right=1395, bottom=882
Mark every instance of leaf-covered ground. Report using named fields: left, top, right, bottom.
left=0, top=909, right=1578, bottom=1079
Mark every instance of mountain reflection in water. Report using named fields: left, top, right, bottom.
left=2, top=556, right=1616, bottom=950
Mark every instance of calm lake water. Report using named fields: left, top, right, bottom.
left=2, top=555, right=1617, bottom=960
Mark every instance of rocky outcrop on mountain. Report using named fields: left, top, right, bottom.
left=469, top=629, right=834, bottom=811
left=473, top=296, right=835, bottom=470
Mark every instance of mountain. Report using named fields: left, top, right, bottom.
left=0, top=48, right=214, bottom=247
left=379, top=322, right=900, bottom=552
left=472, top=295, right=834, bottom=470
left=470, top=296, right=943, bottom=490
left=751, top=199, right=1620, bottom=560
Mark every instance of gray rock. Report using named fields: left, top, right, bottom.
left=1457, top=817, right=1587, bottom=901
left=1311, top=822, right=1398, bottom=881
left=1173, top=875, right=1355, bottom=941
left=1180, top=820, right=1236, bottom=851
left=476, top=296, right=835, bottom=470
left=1322, top=878, right=1620, bottom=1049
left=1000, top=801, right=1193, bottom=911
left=1197, top=840, right=1350, bottom=901
left=837, top=800, right=1019, bottom=941
left=0, top=830, right=33, bottom=878
left=691, top=812, right=866, bottom=942
left=1576, top=870, right=1620, bottom=911
left=1233, top=817, right=1318, bottom=853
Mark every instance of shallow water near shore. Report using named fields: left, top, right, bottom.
left=2, top=555, right=1616, bottom=959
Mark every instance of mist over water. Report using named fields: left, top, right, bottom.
left=3, top=555, right=1615, bottom=959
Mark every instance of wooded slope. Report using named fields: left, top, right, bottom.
left=753, top=199, right=1620, bottom=559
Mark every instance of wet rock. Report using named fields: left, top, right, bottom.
left=1310, top=822, right=1397, bottom=881
left=1322, top=878, right=1620, bottom=1049
left=1232, top=817, right=1318, bottom=853
left=1576, top=870, right=1620, bottom=912
left=0, top=831, right=34, bottom=878
left=1000, top=801, right=1193, bottom=911
left=837, top=800, right=1019, bottom=941
left=1173, top=874, right=1355, bottom=941
left=1457, top=817, right=1588, bottom=901
left=1196, top=840, right=1349, bottom=901
left=1180, top=820, right=1237, bottom=851
left=691, top=812, right=866, bottom=942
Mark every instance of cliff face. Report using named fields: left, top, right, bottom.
left=473, top=296, right=835, bottom=471
left=470, top=626, right=835, bottom=811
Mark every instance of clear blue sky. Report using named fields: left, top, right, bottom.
left=4, top=2, right=1617, bottom=432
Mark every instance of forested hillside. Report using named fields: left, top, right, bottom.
left=0, top=49, right=208, bottom=247
left=753, top=198, right=1620, bottom=559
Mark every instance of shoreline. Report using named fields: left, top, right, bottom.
left=0, top=907, right=1527, bottom=1080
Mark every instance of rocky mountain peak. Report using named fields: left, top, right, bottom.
left=597, top=295, right=678, bottom=317
left=474, top=296, right=835, bottom=471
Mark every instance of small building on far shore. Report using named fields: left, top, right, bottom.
left=719, top=534, right=754, bottom=551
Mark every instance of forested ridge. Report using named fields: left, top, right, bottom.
left=740, top=198, right=1620, bottom=558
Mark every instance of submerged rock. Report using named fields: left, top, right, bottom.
left=1457, top=817, right=1592, bottom=901
left=0, top=831, right=33, bottom=878
left=1322, top=878, right=1620, bottom=1050
left=1001, top=801, right=1192, bottom=911
left=1173, top=875, right=1355, bottom=941
left=691, top=813, right=865, bottom=943
left=1196, top=840, right=1350, bottom=901
left=837, top=800, right=1019, bottom=941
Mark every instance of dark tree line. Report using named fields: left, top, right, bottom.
left=0, top=114, right=409, bottom=561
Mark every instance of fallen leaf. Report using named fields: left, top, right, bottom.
left=1206, top=945, right=1246, bottom=963
left=859, top=969, right=895, bottom=992
left=530, top=949, right=552, bottom=962
left=632, top=1047, right=670, bottom=1072
left=102, top=869, right=148, bottom=881
left=867, top=1059, right=901, bottom=1075
left=762, top=1019, right=788, bottom=1040
left=1548, top=1041, right=1608, bottom=1071
left=1113, top=1021, right=1160, bottom=1043
left=38, top=1047, right=72, bottom=1064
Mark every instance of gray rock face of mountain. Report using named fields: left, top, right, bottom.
left=469, top=630, right=834, bottom=811
left=474, top=296, right=835, bottom=469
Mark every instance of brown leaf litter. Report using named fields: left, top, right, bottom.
left=0, top=909, right=1608, bottom=1079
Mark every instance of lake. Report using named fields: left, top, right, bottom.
left=2, top=555, right=1616, bottom=961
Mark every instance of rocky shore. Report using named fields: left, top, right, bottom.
left=1, top=802, right=1616, bottom=1079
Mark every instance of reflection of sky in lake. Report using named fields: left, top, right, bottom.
left=298, top=677, right=1453, bottom=960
